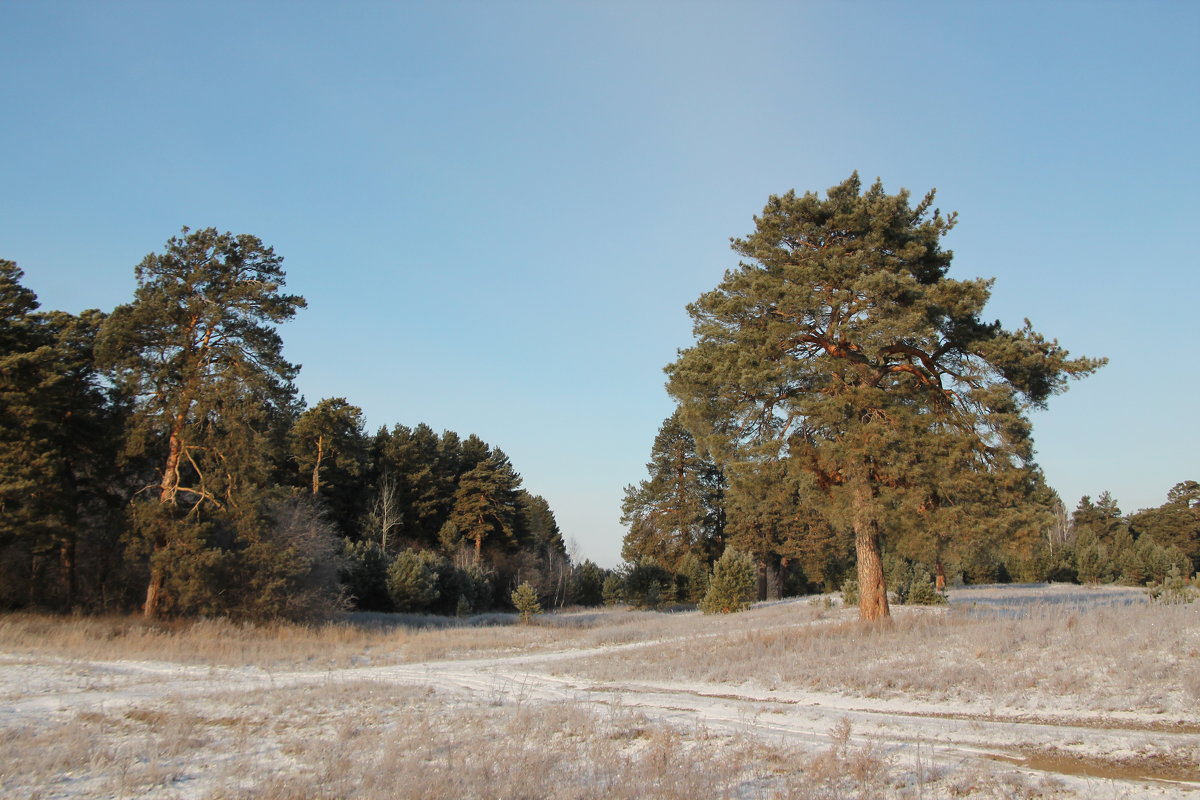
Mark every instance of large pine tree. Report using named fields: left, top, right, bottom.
left=97, top=228, right=305, bottom=617
left=667, top=175, right=1103, bottom=619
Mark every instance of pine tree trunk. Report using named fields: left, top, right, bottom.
left=851, top=479, right=890, bottom=621
left=854, top=520, right=889, bottom=620
left=766, top=558, right=782, bottom=601
left=148, top=413, right=188, bottom=618
left=160, top=426, right=184, bottom=502
left=311, top=434, right=323, bottom=495
left=143, top=555, right=164, bottom=619
left=844, top=470, right=892, bottom=618
left=58, top=535, right=76, bottom=609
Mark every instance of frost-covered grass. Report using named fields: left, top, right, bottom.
left=0, top=602, right=826, bottom=668
left=566, top=590, right=1200, bottom=717
left=2, top=677, right=1065, bottom=800
left=3, top=585, right=1198, bottom=799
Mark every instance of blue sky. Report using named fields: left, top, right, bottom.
left=3, top=2, right=1196, bottom=567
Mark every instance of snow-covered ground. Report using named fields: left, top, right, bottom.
left=2, top=584, right=1197, bottom=799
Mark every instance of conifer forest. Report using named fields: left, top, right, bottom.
left=2, top=178, right=1197, bottom=623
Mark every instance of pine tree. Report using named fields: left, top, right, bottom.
left=517, top=491, right=569, bottom=606
left=1129, top=482, right=1200, bottom=572
left=374, top=423, right=448, bottom=545
left=386, top=549, right=443, bottom=612
left=96, top=228, right=305, bottom=617
left=667, top=175, right=1103, bottom=619
left=621, top=410, right=725, bottom=571
left=292, top=398, right=366, bottom=496
left=1069, top=493, right=1128, bottom=583
left=511, top=580, right=542, bottom=622
left=291, top=398, right=367, bottom=537
left=723, top=459, right=844, bottom=600
left=444, top=451, right=521, bottom=563
left=570, top=560, right=607, bottom=606
left=0, top=262, right=123, bottom=610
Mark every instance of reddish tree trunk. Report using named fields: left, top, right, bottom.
left=160, top=425, right=184, bottom=503
left=311, top=434, right=324, bottom=495
left=851, top=479, right=890, bottom=620
left=143, top=552, right=164, bottom=619
left=854, top=521, right=890, bottom=620
left=146, top=414, right=189, bottom=618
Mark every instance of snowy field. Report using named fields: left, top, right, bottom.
left=2, top=583, right=1198, bottom=799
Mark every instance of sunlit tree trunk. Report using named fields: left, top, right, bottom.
left=854, top=519, right=889, bottom=621
left=143, top=567, right=164, bottom=619
left=852, top=479, right=890, bottom=621
left=160, top=425, right=184, bottom=503
left=311, top=433, right=324, bottom=495
left=144, top=415, right=189, bottom=618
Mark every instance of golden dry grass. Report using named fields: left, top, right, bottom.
left=561, top=601, right=1200, bottom=716
left=2, top=678, right=1061, bottom=800
left=4, top=592, right=1197, bottom=798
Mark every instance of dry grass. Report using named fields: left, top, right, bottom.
left=0, top=606, right=722, bottom=669
left=1, top=679, right=1053, bottom=800
left=4, top=590, right=1196, bottom=798
left=562, top=600, right=1200, bottom=717
left=0, top=602, right=831, bottom=669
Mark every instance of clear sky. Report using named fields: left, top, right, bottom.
left=2, top=2, right=1197, bottom=567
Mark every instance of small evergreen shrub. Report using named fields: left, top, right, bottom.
left=601, top=574, right=625, bottom=606
left=700, top=549, right=756, bottom=614
left=340, top=539, right=391, bottom=611
left=891, top=562, right=947, bottom=606
left=625, top=559, right=673, bottom=609
left=903, top=570, right=947, bottom=605
left=511, top=581, right=542, bottom=622
left=569, top=560, right=607, bottom=606
left=841, top=576, right=859, bottom=608
left=1146, top=566, right=1198, bottom=605
left=386, top=549, right=442, bottom=612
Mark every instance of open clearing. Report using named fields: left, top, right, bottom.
left=2, top=584, right=1198, bottom=799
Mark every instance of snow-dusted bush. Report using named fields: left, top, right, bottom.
left=700, top=549, right=756, bottom=614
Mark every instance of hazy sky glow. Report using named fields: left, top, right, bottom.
left=3, top=2, right=1197, bottom=566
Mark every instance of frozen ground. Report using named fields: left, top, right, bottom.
left=2, top=584, right=1198, bottom=799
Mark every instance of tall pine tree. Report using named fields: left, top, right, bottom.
left=97, top=228, right=305, bottom=617
left=667, top=175, right=1103, bottom=619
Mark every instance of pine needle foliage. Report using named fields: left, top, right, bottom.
left=700, top=549, right=757, bottom=614
left=667, top=174, right=1104, bottom=620
left=511, top=581, right=542, bottom=622
left=96, top=228, right=305, bottom=618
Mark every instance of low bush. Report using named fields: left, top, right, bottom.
left=700, top=549, right=756, bottom=614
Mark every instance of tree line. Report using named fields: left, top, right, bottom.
left=0, top=228, right=597, bottom=619
left=619, top=174, right=1196, bottom=618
